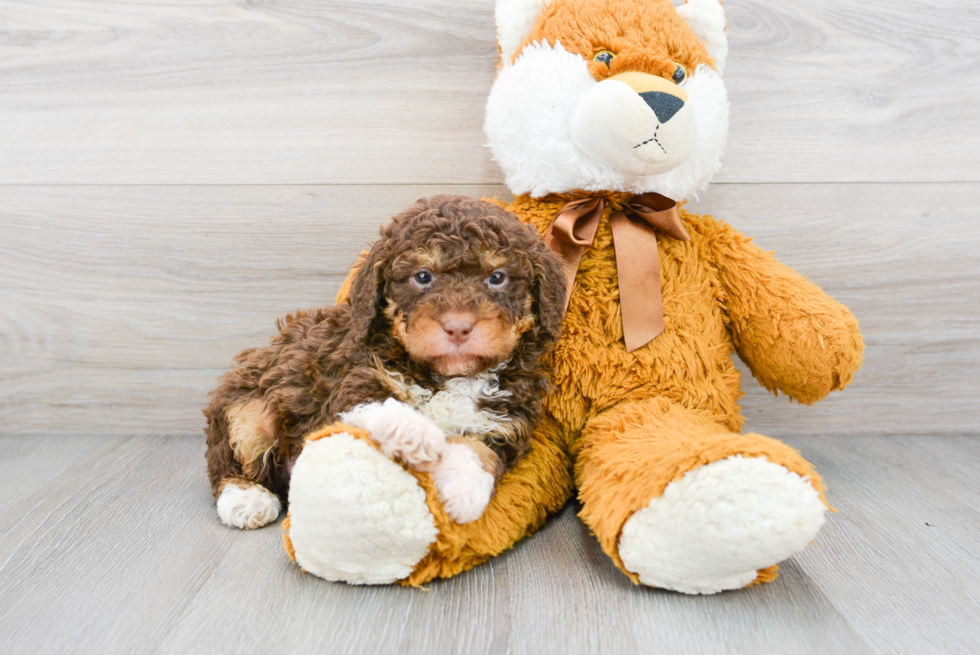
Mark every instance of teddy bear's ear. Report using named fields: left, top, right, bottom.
left=675, top=0, right=729, bottom=76
left=496, top=0, right=552, bottom=63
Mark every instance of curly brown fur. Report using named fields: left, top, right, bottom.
left=204, top=195, right=566, bottom=507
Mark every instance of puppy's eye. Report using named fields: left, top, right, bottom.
left=487, top=270, right=508, bottom=288
left=411, top=270, right=434, bottom=289
left=593, top=50, right=616, bottom=67
left=672, top=64, right=687, bottom=84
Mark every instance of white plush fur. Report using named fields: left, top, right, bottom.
left=288, top=433, right=438, bottom=584
left=216, top=483, right=281, bottom=530
left=432, top=442, right=496, bottom=524
left=340, top=398, right=445, bottom=472
left=496, top=0, right=552, bottom=62
left=485, top=42, right=729, bottom=200
left=676, top=0, right=728, bottom=76
left=570, top=78, right=696, bottom=177
left=617, top=455, right=827, bottom=595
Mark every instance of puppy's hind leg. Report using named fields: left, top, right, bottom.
left=213, top=398, right=282, bottom=529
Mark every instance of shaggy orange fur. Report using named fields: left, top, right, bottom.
left=520, top=0, right=715, bottom=77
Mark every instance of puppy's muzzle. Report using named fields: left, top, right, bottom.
left=569, top=71, right=696, bottom=177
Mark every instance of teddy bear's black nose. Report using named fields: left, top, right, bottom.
left=640, top=91, right=685, bottom=123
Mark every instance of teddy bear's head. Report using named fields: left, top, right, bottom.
left=485, top=0, right=729, bottom=200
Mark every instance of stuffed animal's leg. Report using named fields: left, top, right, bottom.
left=284, top=414, right=573, bottom=586
left=575, top=397, right=828, bottom=595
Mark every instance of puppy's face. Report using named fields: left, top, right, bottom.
left=346, top=196, right=566, bottom=379
left=385, top=242, right=535, bottom=377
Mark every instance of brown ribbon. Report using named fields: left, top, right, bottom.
left=543, top=192, right=690, bottom=352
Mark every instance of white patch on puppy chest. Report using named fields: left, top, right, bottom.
left=216, top=483, right=281, bottom=530
left=384, top=369, right=513, bottom=437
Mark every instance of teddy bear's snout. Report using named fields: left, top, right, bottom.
left=569, top=71, right=696, bottom=177
left=640, top=91, right=685, bottom=124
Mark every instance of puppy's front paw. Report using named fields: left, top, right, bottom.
left=216, top=482, right=281, bottom=529
left=340, top=398, right=445, bottom=470
left=432, top=443, right=495, bottom=524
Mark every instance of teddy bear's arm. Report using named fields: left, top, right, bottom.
left=706, top=219, right=864, bottom=404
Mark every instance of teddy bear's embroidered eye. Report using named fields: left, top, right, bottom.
left=487, top=270, right=508, bottom=288
left=672, top=64, right=687, bottom=84
left=593, top=50, right=616, bottom=67
left=412, top=270, right=434, bottom=288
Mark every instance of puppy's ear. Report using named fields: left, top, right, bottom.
left=343, top=238, right=389, bottom=345
left=529, top=234, right=567, bottom=347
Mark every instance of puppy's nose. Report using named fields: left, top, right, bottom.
left=440, top=314, right=476, bottom=345
left=639, top=91, right=685, bottom=124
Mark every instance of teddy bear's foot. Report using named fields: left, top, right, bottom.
left=216, top=480, right=281, bottom=530
left=287, top=431, right=438, bottom=584
left=617, top=455, right=826, bottom=595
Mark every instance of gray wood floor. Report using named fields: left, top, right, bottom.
left=2, top=0, right=979, bottom=653
left=0, top=434, right=978, bottom=654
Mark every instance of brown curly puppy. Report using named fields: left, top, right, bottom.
left=204, top=195, right=566, bottom=529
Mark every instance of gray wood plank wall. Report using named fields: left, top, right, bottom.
left=1, top=0, right=978, bottom=438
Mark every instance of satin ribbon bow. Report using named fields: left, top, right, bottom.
left=543, top=192, right=691, bottom=352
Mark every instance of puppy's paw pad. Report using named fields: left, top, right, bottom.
left=432, top=443, right=495, bottom=524
left=216, top=483, right=281, bottom=530
left=341, top=399, right=445, bottom=469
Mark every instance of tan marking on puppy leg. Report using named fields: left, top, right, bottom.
left=227, top=399, right=277, bottom=479
left=447, top=436, right=505, bottom=481
left=217, top=475, right=256, bottom=495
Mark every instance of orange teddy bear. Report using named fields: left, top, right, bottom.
left=284, top=0, right=863, bottom=594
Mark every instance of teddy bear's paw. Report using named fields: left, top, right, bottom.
left=617, top=455, right=826, bottom=595
left=432, top=442, right=495, bottom=524
left=339, top=398, right=445, bottom=471
left=216, top=482, right=281, bottom=530
left=288, top=432, right=438, bottom=584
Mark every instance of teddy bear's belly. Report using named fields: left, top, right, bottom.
left=545, top=251, right=744, bottom=433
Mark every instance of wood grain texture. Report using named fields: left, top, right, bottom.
left=1, top=183, right=976, bottom=437
left=0, top=0, right=977, bottom=184
left=1, top=435, right=978, bottom=654
left=798, top=435, right=980, bottom=655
